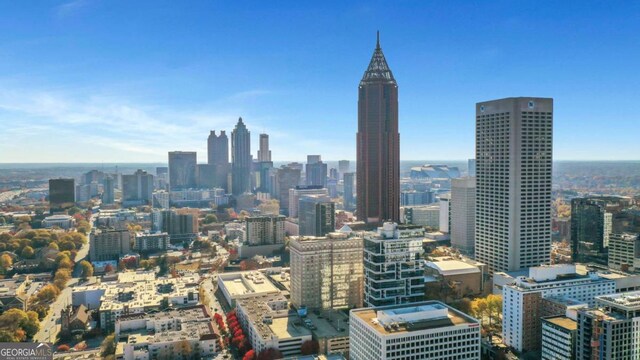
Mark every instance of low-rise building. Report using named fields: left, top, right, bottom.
left=115, top=305, right=221, bottom=360
left=349, top=301, right=481, bottom=360
left=41, top=214, right=75, bottom=229
left=134, top=232, right=170, bottom=253
left=217, top=271, right=281, bottom=307
left=608, top=233, right=640, bottom=273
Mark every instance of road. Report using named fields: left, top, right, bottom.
left=33, top=286, right=72, bottom=344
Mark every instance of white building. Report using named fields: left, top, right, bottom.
left=288, top=186, right=328, bottom=218
left=475, top=97, right=553, bottom=273
left=450, top=177, right=475, bottom=255
left=42, top=214, right=75, bottom=229
left=349, top=301, right=481, bottom=360
left=290, top=232, right=364, bottom=310
left=363, top=222, right=425, bottom=307
left=608, top=233, right=640, bottom=272
left=134, top=232, right=170, bottom=252
left=502, top=264, right=616, bottom=352
left=217, top=271, right=281, bottom=307
left=115, top=305, right=221, bottom=360
left=400, top=205, right=439, bottom=228
left=438, top=194, right=450, bottom=233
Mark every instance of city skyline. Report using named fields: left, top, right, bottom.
left=1, top=2, right=639, bottom=162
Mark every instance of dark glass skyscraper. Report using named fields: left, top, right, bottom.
left=168, top=151, right=197, bottom=190
left=357, top=32, right=400, bottom=224
left=207, top=130, right=229, bottom=191
left=231, top=117, right=251, bottom=195
left=571, top=197, right=613, bottom=265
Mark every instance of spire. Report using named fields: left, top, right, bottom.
left=361, top=31, right=395, bottom=84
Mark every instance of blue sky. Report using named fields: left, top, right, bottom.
left=0, top=1, right=639, bottom=163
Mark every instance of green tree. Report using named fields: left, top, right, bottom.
left=203, top=214, right=218, bottom=224
left=21, top=245, right=35, bottom=259
left=80, top=260, right=94, bottom=279
left=67, top=207, right=82, bottom=216
left=22, top=311, right=40, bottom=338
left=0, top=330, right=16, bottom=342
left=101, top=333, right=116, bottom=357
left=48, top=242, right=59, bottom=251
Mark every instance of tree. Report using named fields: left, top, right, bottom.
left=34, top=284, right=60, bottom=303
left=76, top=220, right=91, bottom=234
left=101, top=334, right=116, bottom=357
left=300, top=340, right=319, bottom=355
left=57, top=345, right=70, bottom=352
left=21, top=245, right=35, bottom=259
left=472, top=298, right=488, bottom=327
left=257, top=348, right=283, bottom=360
left=239, top=259, right=259, bottom=271
left=0, top=253, right=12, bottom=270
left=67, top=207, right=82, bottom=216
left=54, top=268, right=72, bottom=290
left=486, top=294, right=503, bottom=329
left=48, top=242, right=59, bottom=250
left=104, top=263, right=114, bottom=273
left=59, top=241, right=76, bottom=251
left=80, top=260, right=94, bottom=279
left=0, top=330, right=16, bottom=342
left=203, top=214, right=218, bottom=224
left=22, top=311, right=40, bottom=337
left=243, top=349, right=256, bottom=360
left=0, top=308, right=28, bottom=331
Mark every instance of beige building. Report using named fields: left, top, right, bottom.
left=450, top=177, right=475, bottom=255
left=290, top=232, right=364, bottom=310
left=608, top=233, right=640, bottom=272
left=424, top=259, right=485, bottom=295
left=90, top=228, right=131, bottom=261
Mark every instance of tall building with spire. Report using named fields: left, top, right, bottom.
left=207, top=130, right=229, bottom=191
left=357, top=32, right=400, bottom=224
left=257, top=133, right=271, bottom=162
left=231, top=117, right=251, bottom=195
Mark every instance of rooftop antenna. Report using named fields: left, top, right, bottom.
left=376, top=30, right=380, bottom=49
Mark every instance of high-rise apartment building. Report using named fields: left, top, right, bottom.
left=152, top=209, right=199, bottom=243
left=298, top=195, right=335, bottom=237
left=288, top=186, right=328, bottom=218
left=363, top=222, right=425, bottom=307
left=608, top=233, right=640, bottom=273
left=49, top=178, right=75, bottom=213
left=576, top=291, right=640, bottom=360
left=89, top=229, right=131, bottom=261
left=168, top=151, right=197, bottom=190
left=305, top=155, right=328, bottom=187
left=122, top=169, right=154, bottom=206
left=349, top=301, right=481, bottom=360
left=245, top=215, right=285, bottom=245
left=570, top=197, right=615, bottom=265
left=475, top=97, right=553, bottom=273
left=207, top=130, right=229, bottom=191
left=357, top=33, right=400, bottom=225
left=276, top=166, right=301, bottom=215
left=451, top=177, right=476, bottom=255
left=257, top=133, right=271, bottom=162
left=102, top=176, right=115, bottom=205
left=231, top=117, right=251, bottom=195
left=502, top=264, right=616, bottom=353
left=290, top=232, right=364, bottom=310
left=343, top=172, right=356, bottom=211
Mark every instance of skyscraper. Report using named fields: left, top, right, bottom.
left=298, top=195, right=335, bottom=237
left=343, top=172, right=355, bottom=211
left=49, top=178, right=75, bottom=213
left=305, top=155, right=327, bottom=187
left=450, top=177, right=476, bottom=255
left=168, top=151, right=197, bottom=190
left=257, top=133, right=271, bottom=162
left=207, top=130, right=229, bottom=191
left=357, top=32, right=400, bottom=224
left=570, top=197, right=615, bottom=265
left=231, top=117, right=251, bottom=195
left=475, top=97, right=553, bottom=273
left=276, top=166, right=301, bottom=215
left=122, top=169, right=154, bottom=206
left=338, top=160, right=350, bottom=177
left=102, top=176, right=115, bottom=205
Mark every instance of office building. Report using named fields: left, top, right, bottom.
left=102, top=176, right=115, bottom=205
left=122, top=169, right=154, bottom=206
left=343, top=172, right=356, bottom=211
left=207, top=130, right=229, bottom=191
left=571, top=197, right=615, bottom=265
left=363, top=222, right=425, bottom=307
left=42, top=214, right=75, bottom=229
left=116, top=305, right=221, bottom=360
left=338, top=160, right=350, bottom=177
left=502, top=264, right=616, bottom=352
left=608, top=233, right=640, bottom=273
left=468, top=159, right=476, bottom=177
left=288, top=185, right=328, bottom=218
left=155, top=167, right=169, bottom=190
left=298, top=195, right=336, bottom=237
left=257, top=133, right=271, bottom=162
left=276, top=166, right=301, bottom=215
left=168, top=151, right=197, bottom=190
left=400, top=190, right=434, bottom=206
left=357, top=33, right=400, bottom=225
left=438, top=194, right=450, bottom=233
left=152, top=209, right=198, bottom=243
left=475, top=97, right=553, bottom=273
left=245, top=215, right=285, bottom=246
left=75, top=184, right=91, bottom=203
left=195, top=164, right=216, bottom=189
left=231, top=117, right=251, bottom=195
left=349, top=301, right=481, bottom=360
left=450, top=177, right=476, bottom=255
left=290, top=232, right=364, bottom=310
left=400, top=205, right=440, bottom=228
left=89, top=229, right=131, bottom=261
left=305, top=155, right=328, bottom=187
left=576, top=291, right=640, bottom=359
left=541, top=314, right=577, bottom=360
left=49, top=178, right=75, bottom=213
left=256, top=160, right=274, bottom=193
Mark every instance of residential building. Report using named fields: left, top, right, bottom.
left=49, top=178, right=75, bottom=213
left=349, top=301, right=481, bottom=360
left=116, top=305, right=221, bottom=360
left=245, top=215, right=285, bottom=245
left=134, top=232, right=170, bottom=253
left=152, top=209, right=198, bottom=243
left=122, top=169, right=154, bottom=206
left=357, top=33, right=400, bottom=225
left=576, top=291, right=640, bottom=359
left=168, top=151, right=197, bottom=190
left=60, top=305, right=91, bottom=338
left=298, top=195, right=335, bottom=237
left=288, top=185, right=328, bottom=218
left=608, top=233, right=640, bottom=273
left=102, top=176, right=115, bottom=205
left=450, top=177, right=476, bottom=255
left=502, top=264, right=616, bottom=352
left=231, top=117, right=251, bottom=195
left=475, top=97, right=553, bottom=273
left=0, top=279, right=27, bottom=314
left=290, top=232, right=364, bottom=310
left=363, top=222, right=425, bottom=307
left=306, top=155, right=328, bottom=187
left=541, top=315, right=577, bottom=360
left=89, top=228, right=131, bottom=261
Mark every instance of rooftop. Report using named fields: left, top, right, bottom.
left=218, top=271, right=280, bottom=298
left=425, top=260, right=480, bottom=276
left=542, top=316, right=577, bottom=331
left=597, top=290, right=640, bottom=310
left=237, top=294, right=312, bottom=341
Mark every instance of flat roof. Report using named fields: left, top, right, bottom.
left=219, top=272, right=280, bottom=297
left=426, top=260, right=480, bottom=276
left=269, top=316, right=311, bottom=339
left=543, top=316, right=577, bottom=331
